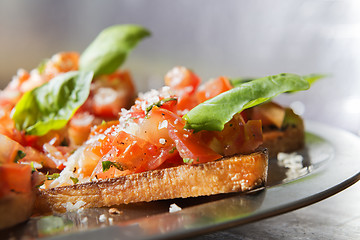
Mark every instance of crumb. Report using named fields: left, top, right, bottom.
left=62, top=200, right=86, bottom=212
left=169, top=203, right=182, bottom=213
left=99, top=214, right=107, bottom=222
left=109, top=207, right=123, bottom=215
left=81, top=217, right=88, bottom=224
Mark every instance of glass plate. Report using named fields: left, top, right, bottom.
left=2, top=121, right=360, bottom=240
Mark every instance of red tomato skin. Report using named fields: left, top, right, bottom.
left=0, top=163, right=32, bottom=198
left=196, top=76, right=233, bottom=103
left=164, top=66, right=201, bottom=95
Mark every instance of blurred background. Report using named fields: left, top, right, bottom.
left=1, top=0, right=360, bottom=134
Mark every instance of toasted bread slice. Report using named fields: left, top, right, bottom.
left=261, top=108, right=305, bottom=158
left=0, top=191, right=35, bottom=229
left=35, top=150, right=268, bottom=213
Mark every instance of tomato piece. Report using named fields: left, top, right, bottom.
left=159, top=98, right=178, bottom=113
left=137, top=107, right=174, bottom=147
left=196, top=76, right=232, bottom=103
left=91, top=70, right=136, bottom=118
left=0, top=163, right=32, bottom=197
left=165, top=66, right=201, bottom=95
left=197, top=114, right=263, bottom=156
left=91, top=131, right=156, bottom=177
left=251, top=102, right=285, bottom=128
left=68, top=112, right=95, bottom=146
left=90, top=120, right=119, bottom=137
left=0, top=134, right=25, bottom=164
left=176, top=94, right=199, bottom=112
left=239, top=120, right=263, bottom=153
left=168, top=126, right=222, bottom=164
left=144, top=106, right=221, bottom=164
left=95, top=166, right=132, bottom=179
left=144, top=143, right=178, bottom=170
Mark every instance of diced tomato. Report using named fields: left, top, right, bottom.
left=197, top=114, right=263, bottom=156
left=196, top=76, right=233, bottom=103
left=42, top=143, right=67, bottom=170
left=94, top=166, right=133, bottom=179
left=143, top=106, right=222, bottom=164
left=91, top=70, right=136, bottom=118
left=0, top=134, right=25, bottom=164
left=164, top=66, right=202, bottom=112
left=238, top=120, right=263, bottom=153
left=68, top=112, right=95, bottom=146
left=0, top=163, right=32, bottom=198
left=251, top=102, right=285, bottom=128
left=164, top=66, right=201, bottom=95
left=90, top=120, right=119, bottom=137
left=158, top=98, right=178, bottom=113
left=137, top=107, right=174, bottom=147
left=176, top=94, right=199, bottom=113
left=168, top=126, right=222, bottom=165
left=144, top=143, right=178, bottom=170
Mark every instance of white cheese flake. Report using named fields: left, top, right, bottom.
left=169, top=203, right=182, bottom=213
left=158, top=120, right=168, bottom=129
left=99, top=214, right=107, bottom=222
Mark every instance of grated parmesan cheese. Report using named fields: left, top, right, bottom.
left=99, top=214, right=107, bottom=222
left=158, top=120, right=168, bottom=129
left=169, top=203, right=182, bottom=213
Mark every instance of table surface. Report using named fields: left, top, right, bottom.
left=191, top=181, right=360, bottom=240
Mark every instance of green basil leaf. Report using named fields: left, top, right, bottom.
left=80, top=24, right=151, bottom=77
left=302, top=73, right=326, bottom=86
left=102, top=160, right=124, bottom=172
left=183, top=73, right=310, bottom=132
left=231, top=74, right=325, bottom=88
left=12, top=71, right=93, bottom=136
left=47, top=173, right=60, bottom=180
left=229, top=77, right=254, bottom=87
left=14, top=150, right=26, bottom=163
left=70, top=176, right=79, bottom=184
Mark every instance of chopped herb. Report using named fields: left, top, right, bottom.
left=30, top=161, right=36, bottom=172
left=183, top=158, right=194, bottom=164
left=70, top=176, right=79, bottom=184
left=14, top=150, right=26, bottom=163
left=47, top=173, right=60, bottom=180
left=101, top=120, right=106, bottom=125
left=145, top=97, right=177, bottom=115
left=102, top=161, right=124, bottom=172
left=169, top=147, right=176, bottom=154
left=37, top=59, right=48, bottom=74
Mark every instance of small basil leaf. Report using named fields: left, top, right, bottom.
left=80, top=24, right=151, bottom=77
left=12, top=71, right=93, bottom=136
left=102, top=160, right=124, bottom=172
left=47, top=173, right=60, bottom=180
left=183, top=73, right=310, bottom=132
left=145, top=97, right=177, bottom=115
left=70, top=176, right=79, bottom=184
left=14, top=150, right=26, bottom=163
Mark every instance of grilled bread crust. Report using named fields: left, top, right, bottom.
left=35, top=150, right=268, bottom=213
